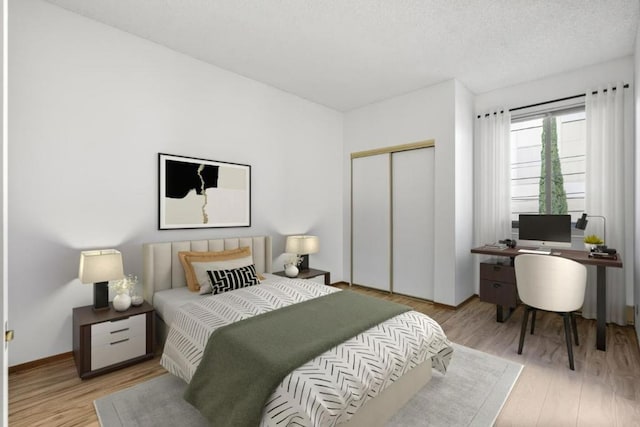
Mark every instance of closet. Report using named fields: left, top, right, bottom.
left=350, top=141, right=435, bottom=299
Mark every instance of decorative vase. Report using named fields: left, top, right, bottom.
left=130, top=277, right=143, bottom=306
left=584, top=243, right=596, bottom=251
left=285, top=264, right=299, bottom=278
left=113, top=292, right=131, bottom=311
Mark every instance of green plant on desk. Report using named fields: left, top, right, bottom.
left=584, top=234, right=604, bottom=252
left=584, top=234, right=604, bottom=245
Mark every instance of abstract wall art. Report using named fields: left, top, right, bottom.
left=158, top=153, right=251, bottom=229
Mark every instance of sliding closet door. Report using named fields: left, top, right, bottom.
left=392, top=148, right=435, bottom=299
left=351, top=154, right=391, bottom=291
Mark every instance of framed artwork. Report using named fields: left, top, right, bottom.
left=158, top=153, right=251, bottom=229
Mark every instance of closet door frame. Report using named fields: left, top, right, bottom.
left=350, top=139, right=435, bottom=293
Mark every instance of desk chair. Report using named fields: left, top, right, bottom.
left=514, top=254, right=587, bottom=370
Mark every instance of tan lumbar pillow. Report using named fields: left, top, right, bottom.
left=179, top=247, right=251, bottom=292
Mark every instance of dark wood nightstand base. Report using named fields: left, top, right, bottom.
left=72, top=302, right=155, bottom=379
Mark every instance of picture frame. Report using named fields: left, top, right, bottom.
left=158, top=153, right=251, bottom=229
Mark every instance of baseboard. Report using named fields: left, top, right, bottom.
left=9, top=351, right=72, bottom=374
left=340, top=282, right=474, bottom=310
left=440, top=294, right=477, bottom=310
left=331, top=281, right=350, bottom=287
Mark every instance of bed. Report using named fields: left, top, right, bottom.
left=143, top=235, right=452, bottom=426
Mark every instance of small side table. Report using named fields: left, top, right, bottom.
left=72, top=301, right=155, bottom=379
left=273, top=268, right=331, bottom=285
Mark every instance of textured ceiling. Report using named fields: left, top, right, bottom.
left=44, top=0, right=639, bottom=111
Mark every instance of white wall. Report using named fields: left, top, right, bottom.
left=8, top=0, right=343, bottom=366
left=1, top=0, right=7, bottom=423
left=475, top=56, right=634, bottom=113
left=453, top=81, right=475, bottom=304
left=343, top=79, right=475, bottom=306
left=476, top=57, right=635, bottom=307
left=9, top=0, right=637, bottom=366
left=635, top=21, right=640, bottom=342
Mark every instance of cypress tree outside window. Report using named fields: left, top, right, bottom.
left=510, top=109, right=586, bottom=225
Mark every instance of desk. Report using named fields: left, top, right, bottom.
left=471, top=246, right=622, bottom=351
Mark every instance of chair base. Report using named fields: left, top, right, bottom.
left=518, top=306, right=579, bottom=370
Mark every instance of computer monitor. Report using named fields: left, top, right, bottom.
left=518, top=214, right=572, bottom=248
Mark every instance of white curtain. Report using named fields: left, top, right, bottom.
left=584, top=83, right=630, bottom=325
left=473, top=111, right=512, bottom=289
left=474, top=111, right=512, bottom=246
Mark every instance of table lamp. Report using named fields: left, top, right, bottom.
left=285, top=235, right=319, bottom=272
left=79, top=249, right=125, bottom=311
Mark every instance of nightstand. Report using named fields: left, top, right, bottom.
left=72, top=301, right=155, bottom=379
left=273, top=268, right=331, bottom=285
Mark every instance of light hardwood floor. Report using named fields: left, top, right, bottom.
left=9, top=285, right=640, bottom=426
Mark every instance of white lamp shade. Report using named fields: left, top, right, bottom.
left=285, top=235, right=319, bottom=255
left=79, top=249, right=124, bottom=284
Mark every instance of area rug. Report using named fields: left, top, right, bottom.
left=94, top=343, right=522, bottom=426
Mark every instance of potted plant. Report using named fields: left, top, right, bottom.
left=584, top=234, right=604, bottom=251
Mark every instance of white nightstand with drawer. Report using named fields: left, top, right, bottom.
left=73, top=302, right=154, bottom=379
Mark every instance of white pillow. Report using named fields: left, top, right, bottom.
left=192, top=255, right=254, bottom=294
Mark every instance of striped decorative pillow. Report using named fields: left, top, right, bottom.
left=206, top=264, right=260, bottom=295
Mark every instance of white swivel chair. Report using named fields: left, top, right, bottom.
left=514, top=254, right=587, bottom=370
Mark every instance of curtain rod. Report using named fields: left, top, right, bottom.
left=476, top=83, right=629, bottom=118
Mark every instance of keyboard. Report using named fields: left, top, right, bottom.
left=518, top=248, right=551, bottom=255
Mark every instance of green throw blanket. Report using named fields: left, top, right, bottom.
left=184, top=289, right=411, bottom=426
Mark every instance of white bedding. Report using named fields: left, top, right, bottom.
left=153, top=287, right=201, bottom=326
left=160, top=279, right=452, bottom=426
left=153, top=273, right=282, bottom=325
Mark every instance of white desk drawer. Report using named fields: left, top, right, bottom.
left=91, top=333, right=146, bottom=371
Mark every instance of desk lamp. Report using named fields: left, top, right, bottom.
left=575, top=213, right=617, bottom=255
left=285, top=235, right=319, bottom=271
left=79, top=249, right=125, bottom=310
left=575, top=213, right=606, bottom=243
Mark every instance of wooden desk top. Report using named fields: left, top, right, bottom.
left=471, top=246, right=623, bottom=268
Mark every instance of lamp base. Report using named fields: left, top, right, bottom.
left=299, top=254, right=310, bottom=272
left=93, top=281, right=110, bottom=311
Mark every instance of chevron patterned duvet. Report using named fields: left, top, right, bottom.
left=161, top=279, right=452, bottom=426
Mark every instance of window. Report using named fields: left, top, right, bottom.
left=510, top=109, right=586, bottom=224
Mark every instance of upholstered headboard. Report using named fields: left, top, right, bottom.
left=143, top=235, right=272, bottom=304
